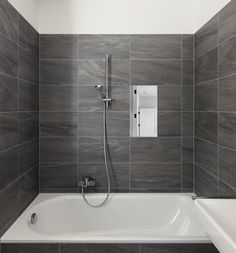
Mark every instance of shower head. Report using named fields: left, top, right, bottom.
left=95, top=85, right=106, bottom=99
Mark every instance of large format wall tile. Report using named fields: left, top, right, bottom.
left=130, top=60, right=181, bottom=85
left=220, top=146, right=236, bottom=188
left=0, top=33, right=18, bottom=77
left=195, top=48, right=218, bottom=84
left=130, top=35, right=181, bottom=59
left=0, top=74, right=18, bottom=112
left=219, top=112, right=236, bottom=150
left=130, top=163, right=181, bottom=189
left=40, top=163, right=78, bottom=189
left=219, top=36, right=236, bottom=78
left=195, top=112, right=218, bottom=144
left=40, top=86, right=79, bottom=112
left=130, top=138, right=181, bottom=163
left=219, top=0, right=236, bottom=43
left=182, top=35, right=194, bottom=60
left=219, top=74, right=236, bottom=111
left=195, top=165, right=218, bottom=197
left=19, top=49, right=39, bottom=83
left=79, top=35, right=129, bottom=59
left=2, top=244, right=59, bottom=253
left=40, top=35, right=79, bottom=59
left=40, top=138, right=78, bottom=163
left=195, top=80, right=218, bottom=112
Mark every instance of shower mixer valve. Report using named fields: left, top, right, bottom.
left=78, top=176, right=96, bottom=188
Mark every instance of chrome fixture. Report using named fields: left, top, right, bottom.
left=79, top=54, right=112, bottom=208
left=78, top=176, right=96, bottom=188
left=30, top=213, right=37, bottom=225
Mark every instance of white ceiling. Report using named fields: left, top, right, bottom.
left=8, top=0, right=231, bottom=34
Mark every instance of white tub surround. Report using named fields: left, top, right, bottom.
left=1, top=193, right=209, bottom=243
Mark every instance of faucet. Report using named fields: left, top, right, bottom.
left=78, top=176, right=96, bottom=188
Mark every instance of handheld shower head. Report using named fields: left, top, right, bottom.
left=95, top=85, right=106, bottom=99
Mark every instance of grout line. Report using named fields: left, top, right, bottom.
left=193, top=33, right=196, bottom=194
left=180, top=34, right=183, bottom=192
left=217, top=13, right=220, bottom=195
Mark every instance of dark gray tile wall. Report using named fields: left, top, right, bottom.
left=39, top=34, right=194, bottom=193
left=1, top=243, right=219, bottom=253
left=0, top=0, right=39, bottom=236
left=194, top=0, right=236, bottom=196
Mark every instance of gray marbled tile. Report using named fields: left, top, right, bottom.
left=19, top=15, right=39, bottom=57
left=219, top=112, right=236, bottom=150
left=0, top=74, right=18, bottom=112
left=182, top=112, right=193, bottom=137
left=219, top=180, right=236, bottom=197
left=0, top=0, right=19, bottom=43
left=79, top=59, right=129, bottom=86
left=40, top=86, right=79, bottom=112
left=130, top=163, right=181, bottom=189
left=219, top=0, right=236, bottom=43
left=182, top=60, right=193, bottom=85
left=79, top=163, right=129, bottom=190
left=158, top=86, right=181, bottom=111
left=0, top=147, right=17, bottom=191
left=18, top=112, right=39, bottom=143
left=18, top=138, right=39, bottom=176
left=195, top=138, right=218, bottom=177
left=19, top=48, right=39, bottom=83
left=195, top=112, right=218, bottom=144
left=17, top=165, right=39, bottom=209
left=195, top=48, right=218, bottom=84
left=0, top=182, right=18, bottom=233
left=158, top=112, right=181, bottom=137
left=79, top=111, right=129, bottom=137
left=220, top=146, right=236, bottom=188
left=182, top=138, right=193, bottom=163
left=130, top=35, right=181, bottom=59
left=0, top=33, right=18, bottom=77
left=79, top=35, right=129, bottom=59
left=182, top=35, right=193, bottom=59
left=40, top=112, right=78, bottom=137
left=130, top=137, right=181, bottom=163
left=195, top=16, right=218, bottom=58
left=40, top=34, right=79, bottom=59
left=219, top=36, right=236, bottom=78
left=140, top=243, right=219, bottom=253
left=182, top=163, right=193, bottom=189
left=2, top=243, right=59, bottom=253
left=195, top=80, right=218, bottom=112
left=40, top=163, right=78, bottom=189
left=40, top=60, right=79, bottom=86
left=0, top=112, right=18, bottom=151
left=19, top=80, right=39, bottom=112
left=219, top=74, right=236, bottom=111
left=182, top=86, right=193, bottom=112
left=130, top=60, right=181, bottom=85
left=40, top=138, right=78, bottom=163
left=79, top=137, right=129, bottom=163
left=195, top=165, right=219, bottom=197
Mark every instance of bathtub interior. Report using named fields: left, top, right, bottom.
left=1, top=193, right=210, bottom=243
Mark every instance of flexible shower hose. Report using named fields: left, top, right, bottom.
left=81, top=103, right=111, bottom=207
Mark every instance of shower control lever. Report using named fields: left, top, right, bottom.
left=78, top=176, right=96, bottom=188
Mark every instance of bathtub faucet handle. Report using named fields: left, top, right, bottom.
left=78, top=176, right=96, bottom=188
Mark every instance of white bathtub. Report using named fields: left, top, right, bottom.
left=1, top=193, right=209, bottom=243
